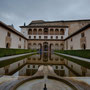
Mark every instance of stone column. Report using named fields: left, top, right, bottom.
left=32, top=29, right=33, bottom=35
left=54, top=29, right=55, bottom=35
left=37, top=29, right=38, bottom=35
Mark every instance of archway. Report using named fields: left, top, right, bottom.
left=60, top=43, right=64, bottom=50
left=43, top=42, right=48, bottom=51
left=50, top=43, right=53, bottom=52
left=6, top=43, right=10, bottom=48
left=81, top=43, right=86, bottom=50
left=38, top=43, right=42, bottom=52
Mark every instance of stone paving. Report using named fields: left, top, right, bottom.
left=55, top=52, right=90, bottom=62
left=16, top=66, right=74, bottom=90
left=0, top=65, right=90, bottom=90
left=17, top=78, right=73, bottom=90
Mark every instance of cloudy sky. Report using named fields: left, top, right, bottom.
left=0, top=0, right=90, bottom=31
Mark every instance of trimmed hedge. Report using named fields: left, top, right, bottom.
left=0, top=48, right=37, bottom=57
left=55, top=50, right=90, bottom=59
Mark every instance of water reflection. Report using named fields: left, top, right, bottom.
left=0, top=52, right=90, bottom=77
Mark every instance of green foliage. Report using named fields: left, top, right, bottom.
left=55, top=50, right=90, bottom=59
left=0, top=48, right=37, bottom=57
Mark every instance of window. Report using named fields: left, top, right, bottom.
left=56, top=66, right=58, bottom=69
left=28, top=29, right=32, bottom=35
left=60, top=29, right=64, bottom=35
left=71, top=38, right=72, bottom=41
left=34, top=36, right=36, bottom=39
left=38, top=29, right=42, bottom=35
left=19, top=37, right=21, bottom=41
left=50, top=29, right=54, bottom=35
left=44, top=28, right=48, bottom=35
left=7, top=32, right=11, bottom=37
left=61, top=65, right=63, bottom=69
left=61, top=36, right=63, bottom=39
left=33, top=43, right=36, bottom=45
left=51, top=36, right=53, bottom=39
left=29, top=36, right=31, bottom=39
left=33, top=29, right=37, bottom=35
left=55, top=43, right=58, bottom=46
left=81, top=32, right=85, bottom=37
left=39, top=36, right=41, bottom=39
left=28, top=65, right=30, bottom=68
left=56, top=36, right=58, bottom=39
left=44, top=36, right=47, bottom=39
left=55, top=29, right=59, bottom=35
left=18, top=45, right=21, bottom=49
left=44, top=28, right=48, bottom=32
left=70, top=46, right=73, bottom=50
left=28, top=43, right=31, bottom=45
left=33, top=65, right=35, bottom=68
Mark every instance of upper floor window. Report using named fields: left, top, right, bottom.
left=44, top=28, right=48, bottom=35
left=55, top=29, right=59, bottom=35
left=38, top=29, right=42, bottom=35
left=50, top=29, right=54, bottom=35
left=61, top=36, right=63, bottom=39
left=39, top=36, right=41, bottom=39
left=34, top=36, right=36, bottom=39
left=71, top=38, right=73, bottom=41
left=28, top=29, right=32, bottom=35
left=19, top=37, right=21, bottom=41
left=44, top=28, right=48, bottom=32
left=33, top=43, right=36, bottom=45
left=33, top=29, right=37, bottom=35
left=56, top=36, right=58, bottom=39
left=60, top=29, right=64, bottom=35
left=44, top=36, right=48, bottom=39
left=81, top=32, right=85, bottom=37
left=7, top=32, right=11, bottom=37
left=29, top=36, right=31, bottom=39
left=51, top=36, right=53, bottom=39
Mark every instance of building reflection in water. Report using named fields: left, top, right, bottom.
left=0, top=52, right=90, bottom=77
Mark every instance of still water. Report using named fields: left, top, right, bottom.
left=0, top=52, right=90, bottom=77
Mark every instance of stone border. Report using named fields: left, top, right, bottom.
left=10, top=76, right=44, bottom=90
left=48, top=76, right=79, bottom=90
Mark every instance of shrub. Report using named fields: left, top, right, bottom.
left=0, top=48, right=37, bottom=57
left=55, top=50, right=90, bottom=59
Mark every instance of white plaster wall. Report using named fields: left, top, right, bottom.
left=0, top=27, right=7, bottom=48
left=66, top=28, right=90, bottom=50
left=0, top=26, right=27, bottom=49
left=85, top=28, right=90, bottom=49
left=67, top=33, right=81, bottom=50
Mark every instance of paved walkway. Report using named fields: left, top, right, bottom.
left=0, top=52, right=36, bottom=61
left=55, top=52, right=90, bottom=62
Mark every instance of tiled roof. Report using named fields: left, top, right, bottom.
left=20, top=19, right=90, bottom=28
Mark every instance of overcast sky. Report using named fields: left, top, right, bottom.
left=0, top=0, right=90, bottom=31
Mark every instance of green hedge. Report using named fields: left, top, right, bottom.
left=55, top=50, right=90, bottom=59
left=0, top=48, right=37, bottom=57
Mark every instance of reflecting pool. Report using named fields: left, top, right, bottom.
left=0, top=52, right=90, bottom=77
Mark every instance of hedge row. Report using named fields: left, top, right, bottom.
left=55, top=50, right=90, bottom=59
left=0, top=48, right=37, bottom=57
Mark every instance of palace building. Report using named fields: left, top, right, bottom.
left=20, top=19, right=90, bottom=51
left=0, top=19, right=90, bottom=51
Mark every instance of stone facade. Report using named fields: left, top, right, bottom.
left=0, top=21, right=27, bottom=49
left=20, top=20, right=90, bottom=51
left=65, top=25, right=90, bottom=50
left=0, top=19, right=90, bottom=50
